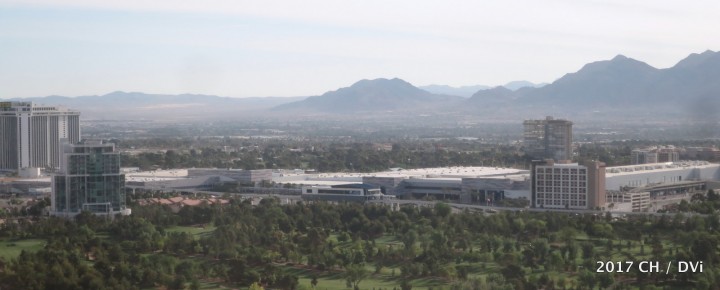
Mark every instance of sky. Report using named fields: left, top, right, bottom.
left=1, top=0, right=719, bottom=98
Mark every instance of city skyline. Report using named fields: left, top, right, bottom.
left=1, top=0, right=719, bottom=98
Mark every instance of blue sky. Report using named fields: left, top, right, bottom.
left=1, top=0, right=719, bottom=98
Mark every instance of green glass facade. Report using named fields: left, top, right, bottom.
left=52, top=141, right=127, bottom=216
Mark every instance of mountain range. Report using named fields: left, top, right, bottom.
left=273, top=78, right=463, bottom=113
left=276, top=50, right=720, bottom=120
left=419, top=81, right=545, bottom=97
left=3, top=50, right=719, bottom=122
left=3, top=92, right=305, bottom=120
left=510, top=50, right=720, bottom=108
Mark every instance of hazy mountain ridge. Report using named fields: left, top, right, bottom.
left=419, top=81, right=545, bottom=97
left=274, top=78, right=464, bottom=113
left=466, top=50, right=720, bottom=112
left=4, top=50, right=719, bottom=121
left=418, top=84, right=490, bottom=97
left=3, top=91, right=304, bottom=120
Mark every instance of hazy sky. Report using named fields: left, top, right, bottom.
left=1, top=0, right=719, bottom=98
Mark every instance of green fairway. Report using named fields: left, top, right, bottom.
left=0, top=239, right=45, bottom=260
left=165, top=225, right=216, bottom=238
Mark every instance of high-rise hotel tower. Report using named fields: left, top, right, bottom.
left=523, top=116, right=573, bottom=161
left=0, top=102, right=80, bottom=171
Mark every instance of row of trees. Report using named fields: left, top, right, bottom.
left=2, top=197, right=720, bottom=289
left=120, top=142, right=532, bottom=172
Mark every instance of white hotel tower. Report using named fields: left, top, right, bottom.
left=0, top=102, right=80, bottom=171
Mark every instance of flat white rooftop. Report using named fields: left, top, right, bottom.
left=606, top=161, right=718, bottom=177
left=286, top=180, right=362, bottom=186
left=368, top=166, right=527, bottom=178
left=126, top=169, right=188, bottom=178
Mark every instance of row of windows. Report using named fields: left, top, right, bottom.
left=537, top=168, right=586, bottom=174
left=537, top=187, right=587, bottom=193
left=31, top=107, right=57, bottom=111
left=536, top=193, right=586, bottom=200
left=536, top=174, right=586, bottom=180
left=536, top=181, right=587, bottom=187
left=536, top=199, right=587, bottom=206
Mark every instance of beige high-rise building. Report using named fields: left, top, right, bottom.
left=531, top=159, right=606, bottom=210
left=523, top=116, right=573, bottom=161
left=585, top=161, right=607, bottom=209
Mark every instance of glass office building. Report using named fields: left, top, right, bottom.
left=51, top=140, right=130, bottom=217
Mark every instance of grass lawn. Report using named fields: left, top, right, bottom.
left=165, top=225, right=217, bottom=238
left=285, top=265, right=449, bottom=290
left=0, top=238, right=45, bottom=260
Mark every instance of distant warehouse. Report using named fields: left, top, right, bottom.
left=605, top=161, right=720, bottom=191
left=301, top=184, right=395, bottom=202
left=187, top=168, right=272, bottom=185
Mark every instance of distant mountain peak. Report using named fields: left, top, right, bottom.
left=573, top=54, right=656, bottom=77
left=611, top=54, right=629, bottom=61
left=274, top=77, right=463, bottom=113
left=352, top=78, right=411, bottom=87
left=673, top=50, right=720, bottom=69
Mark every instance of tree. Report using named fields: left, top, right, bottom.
left=400, top=279, right=413, bottom=290
left=708, top=189, right=719, bottom=202
left=345, top=264, right=368, bottom=290
left=434, top=203, right=452, bottom=218
left=249, top=282, right=265, bottom=290
left=578, top=269, right=596, bottom=289
left=500, top=264, right=524, bottom=282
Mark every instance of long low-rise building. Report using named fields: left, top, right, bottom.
left=188, top=168, right=272, bottom=184
left=361, top=167, right=531, bottom=203
left=605, top=161, right=720, bottom=191
left=301, top=184, right=394, bottom=202
left=120, top=161, right=720, bottom=211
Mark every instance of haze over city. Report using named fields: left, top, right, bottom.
left=4, top=1, right=720, bottom=289
left=1, top=0, right=719, bottom=98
